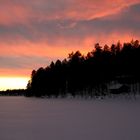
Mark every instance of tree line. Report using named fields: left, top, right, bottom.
left=0, top=89, right=26, bottom=96
left=26, top=40, right=140, bottom=97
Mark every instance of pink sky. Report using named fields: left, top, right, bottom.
left=0, top=0, right=140, bottom=78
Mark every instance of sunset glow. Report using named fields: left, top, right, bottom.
left=0, top=0, right=140, bottom=89
left=0, top=77, right=29, bottom=90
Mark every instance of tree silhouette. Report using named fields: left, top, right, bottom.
left=26, top=40, right=140, bottom=97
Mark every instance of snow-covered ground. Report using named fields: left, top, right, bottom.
left=0, top=96, right=140, bottom=140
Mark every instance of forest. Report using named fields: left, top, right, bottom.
left=26, top=40, right=140, bottom=97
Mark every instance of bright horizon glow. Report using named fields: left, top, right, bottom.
left=0, top=77, right=29, bottom=91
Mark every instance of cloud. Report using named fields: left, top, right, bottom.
left=0, top=0, right=140, bottom=77
left=0, top=2, right=140, bottom=43
left=79, top=3, right=140, bottom=36
left=0, top=55, right=57, bottom=77
left=0, top=0, right=139, bottom=25
left=0, top=56, right=52, bottom=69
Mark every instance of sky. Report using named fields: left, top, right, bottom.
left=0, top=0, right=140, bottom=89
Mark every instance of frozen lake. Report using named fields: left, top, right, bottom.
left=0, top=96, right=140, bottom=140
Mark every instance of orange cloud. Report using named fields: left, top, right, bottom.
left=0, top=68, right=30, bottom=77
left=0, top=33, right=138, bottom=78
left=0, top=0, right=140, bottom=78
left=0, top=3, right=31, bottom=25
left=0, top=0, right=139, bottom=25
